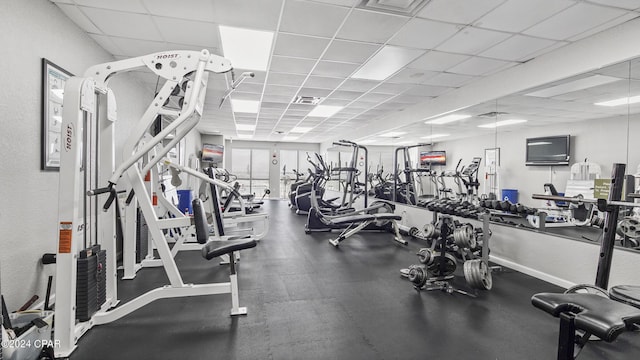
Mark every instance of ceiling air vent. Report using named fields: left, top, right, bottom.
left=477, top=111, right=509, bottom=118
left=357, top=0, right=431, bottom=16
left=292, top=96, right=323, bottom=105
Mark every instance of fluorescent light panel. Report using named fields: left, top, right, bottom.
left=478, top=119, right=527, bottom=128
left=595, top=95, right=640, bottom=107
left=308, top=105, right=343, bottom=118
left=425, top=114, right=471, bottom=124
left=219, top=26, right=274, bottom=71
left=421, top=133, right=450, bottom=139
left=525, top=75, right=621, bottom=98
left=230, top=99, right=259, bottom=113
left=290, top=126, right=312, bottom=133
left=352, top=45, right=424, bottom=81
left=236, top=123, right=256, bottom=131
left=379, top=131, right=406, bottom=137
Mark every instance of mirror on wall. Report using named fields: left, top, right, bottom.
left=368, top=57, right=640, bottom=251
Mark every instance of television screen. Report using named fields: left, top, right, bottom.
left=526, top=136, right=570, bottom=166
left=202, top=144, right=224, bottom=163
left=420, top=150, right=446, bottom=166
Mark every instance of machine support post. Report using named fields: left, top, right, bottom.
left=595, top=163, right=625, bottom=289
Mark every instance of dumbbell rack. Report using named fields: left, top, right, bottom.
left=403, top=207, right=494, bottom=297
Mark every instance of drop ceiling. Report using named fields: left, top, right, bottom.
left=50, top=0, right=640, bottom=144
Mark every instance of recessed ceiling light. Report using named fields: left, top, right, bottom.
left=425, top=114, right=471, bottom=124
left=352, top=45, right=424, bottom=81
left=283, top=136, right=299, bottom=141
left=526, top=75, right=621, bottom=98
left=308, top=105, right=343, bottom=118
left=594, top=95, right=640, bottom=107
left=237, top=134, right=253, bottom=139
left=478, top=119, right=527, bottom=128
left=230, top=99, right=259, bottom=113
left=236, top=123, right=256, bottom=131
left=421, top=133, right=450, bottom=139
left=379, top=131, right=406, bottom=137
left=291, top=126, right=312, bottom=133
left=219, top=26, right=274, bottom=71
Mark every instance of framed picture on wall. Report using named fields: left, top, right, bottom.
left=42, top=58, right=73, bottom=171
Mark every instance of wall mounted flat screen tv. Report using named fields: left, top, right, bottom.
left=420, top=150, right=446, bottom=166
left=201, top=144, right=224, bottom=163
left=525, top=135, right=570, bottom=166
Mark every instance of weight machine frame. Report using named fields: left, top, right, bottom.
left=53, top=50, right=255, bottom=358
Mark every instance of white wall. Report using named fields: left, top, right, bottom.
left=0, top=0, right=151, bottom=310
left=435, top=114, right=639, bottom=207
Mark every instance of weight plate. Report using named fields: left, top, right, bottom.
left=417, top=248, right=434, bottom=265
left=427, top=252, right=457, bottom=277
left=407, top=265, right=428, bottom=287
left=464, top=259, right=493, bottom=290
left=617, top=216, right=640, bottom=238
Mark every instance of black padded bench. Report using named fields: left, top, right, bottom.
left=531, top=292, right=640, bottom=359
left=192, top=198, right=256, bottom=261
left=610, top=285, right=640, bottom=308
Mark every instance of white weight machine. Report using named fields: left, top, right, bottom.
left=54, top=49, right=257, bottom=358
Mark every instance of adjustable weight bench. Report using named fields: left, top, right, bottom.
left=531, top=292, right=640, bottom=359
left=328, top=213, right=407, bottom=247
left=193, top=198, right=256, bottom=315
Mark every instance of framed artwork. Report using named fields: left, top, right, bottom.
left=42, top=59, right=73, bottom=171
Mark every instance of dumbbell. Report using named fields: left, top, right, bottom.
left=499, top=201, right=512, bottom=212
left=490, top=200, right=501, bottom=209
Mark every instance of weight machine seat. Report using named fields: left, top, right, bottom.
left=331, top=213, right=401, bottom=225
left=202, top=238, right=257, bottom=260
left=531, top=293, right=640, bottom=342
left=610, top=285, right=640, bottom=309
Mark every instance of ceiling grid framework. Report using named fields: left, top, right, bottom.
left=50, top=0, right=640, bottom=144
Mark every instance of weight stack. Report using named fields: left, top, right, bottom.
left=136, top=208, right=148, bottom=263
left=76, top=245, right=106, bottom=322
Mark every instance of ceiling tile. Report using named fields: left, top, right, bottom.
left=262, top=94, right=296, bottom=103
left=480, top=35, right=557, bottom=61
left=267, top=72, right=308, bottom=87
left=523, top=2, right=629, bottom=41
left=109, top=37, right=168, bottom=57
left=436, top=27, right=511, bottom=55
left=357, top=92, right=393, bottom=103
left=299, top=87, right=333, bottom=97
left=88, top=34, right=122, bottom=55
left=409, top=51, right=470, bottom=72
left=153, top=17, right=220, bottom=48
left=388, top=18, right=460, bottom=49
left=338, top=79, right=380, bottom=92
left=82, top=7, right=161, bottom=41
left=142, top=0, right=215, bottom=22
left=404, top=84, right=453, bottom=97
left=57, top=4, right=101, bottom=33
left=304, top=76, right=345, bottom=89
left=374, top=82, right=414, bottom=94
left=74, top=0, right=146, bottom=12
left=448, top=56, right=513, bottom=76
left=312, top=61, right=359, bottom=77
left=337, top=9, right=409, bottom=43
left=387, top=69, right=439, bottom=84
left=476, top=0, right=575, bottom=33
left=422, top=72, right=477, bottom=87
left=280, top=0, right=350, bottom=37
left=329, top=90, right=364, bottom=100
left=211, top=0, right=282, bottom=31
left=264, top=84, right=299, bottom=97
left=231, top=92, right=262, bottom=101
left=269, top=56, right=316, bottom=74
left=274, top=34, right=331, bottom=59
left=261, top=102, right=289, bottom=109
left=581, top=0, right=640, bottom=11
left=312, top=0, right=359, bottom=6
left=322, top=40, right=382, bottom=63
left=417, top=0, right=505, bottom=25
left=235, top=83, right=264, bottom=94
left=567, top=12, right=638, bottom=42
